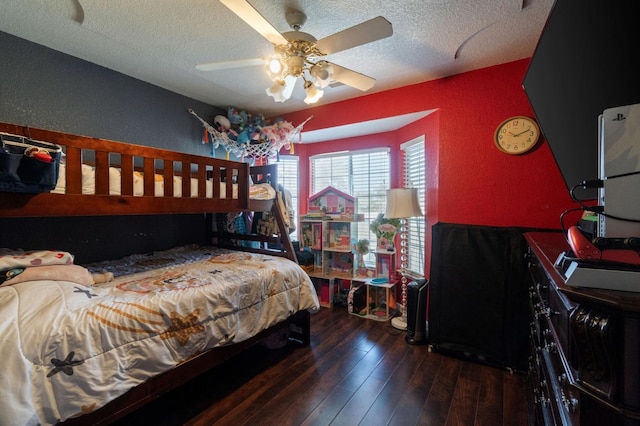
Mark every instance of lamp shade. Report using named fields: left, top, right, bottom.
left=266, top=80, right=287, bottom=102
left=265, top=56, right=287, bottom=81
left=384, top=188, right=423, bottom=219
left=310, top=61, right=333, bottom=88
left=303, top=81, right=324, bottom=104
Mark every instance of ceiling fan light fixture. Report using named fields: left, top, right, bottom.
left=266, top=80, right=288, bottom=102
left=208, top=3, right=391, bottom=105
left=310, top=61, right=333, bottom=88
left=303, top=80, right=323, bottom=104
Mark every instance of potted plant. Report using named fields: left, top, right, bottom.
left=369, top=213, right=401, bottom=250
left=354, top=239, right=369, bottom=276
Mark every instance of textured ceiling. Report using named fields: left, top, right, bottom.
left=0, top=0, right=554, bottom=133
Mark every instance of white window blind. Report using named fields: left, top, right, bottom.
left=402, top=137, right=426, bottom=275
left=311, top=148, right=390, bottom=262
left=276, top=156, right=299, bottom=238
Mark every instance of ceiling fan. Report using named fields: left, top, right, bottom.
left=196, top=0, right=393, bottom=104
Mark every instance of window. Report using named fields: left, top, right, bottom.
left=276, top=156, right=299, bottom=237
left=401, top=137, right=426, bottom=275
left=310, top=148, right=390, bottom=263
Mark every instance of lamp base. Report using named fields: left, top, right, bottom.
left=391, top=315, right=407, bottom=331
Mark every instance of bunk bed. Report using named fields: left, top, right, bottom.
left=0, top=121, right=318, bottom=425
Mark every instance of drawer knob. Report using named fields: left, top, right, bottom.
left=563, top=395, right=579, bottom=413
left=558, top=373, right=568, bottom=385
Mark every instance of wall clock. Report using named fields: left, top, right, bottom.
left=494, top=116, right=540, bottom=155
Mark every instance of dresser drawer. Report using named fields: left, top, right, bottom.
left=546, top=283, right=576, bottom=362
left=528, top=331, right=556, bottom=426
left=540, top=314, right=580, bottom=425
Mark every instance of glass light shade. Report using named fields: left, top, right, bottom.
left=310, top=61, right=333, bottom=88
left=384, top=188, right=423, bottom=219
left=303, top=81, right=324, bottom=104
left=266, top=80, right=287, bottom=102
left=265, top=56, right=287, bottom=81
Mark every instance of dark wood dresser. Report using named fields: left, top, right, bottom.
left=525, top=232, right=640, bottom=425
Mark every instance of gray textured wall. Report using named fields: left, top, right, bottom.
left=0, top=30, right=223, bottom=156
left=0, top=31, right=230, bottom=262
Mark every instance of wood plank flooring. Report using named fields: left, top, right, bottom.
left=114, top=306, right=530, bottom=426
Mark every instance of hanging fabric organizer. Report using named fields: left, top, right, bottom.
left=188, top=108, right=311, bottom=162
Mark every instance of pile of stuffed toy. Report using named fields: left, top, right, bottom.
left=208, top=107, right=296, bottom=159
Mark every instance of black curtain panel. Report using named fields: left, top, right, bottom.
left=428, top=222, right=533, bottom=372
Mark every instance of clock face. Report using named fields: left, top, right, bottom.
left=494, top=116, right=540, bottom=155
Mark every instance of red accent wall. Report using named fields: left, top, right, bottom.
left=282, top=59, right=581, bottom=277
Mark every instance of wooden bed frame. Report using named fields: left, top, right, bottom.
left=0, top=121, right=296, bottom=262
left=213, top=164, right=297, bottom=262
left=61, top=309, right=311, bottom=426
left=0, top=121, right=308, bottom=424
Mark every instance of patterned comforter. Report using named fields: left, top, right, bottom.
left=0, top=245, right=319, bottom=425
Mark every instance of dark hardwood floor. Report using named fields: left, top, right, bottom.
left=114, top=306, right=530, bottom=426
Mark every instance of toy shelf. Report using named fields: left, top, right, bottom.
left=349, top=277, right=397, bottom=321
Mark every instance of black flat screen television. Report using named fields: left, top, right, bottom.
left=523, top=0, right=640, bottom=199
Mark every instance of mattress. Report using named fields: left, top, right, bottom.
left=0, top=245, right=318, bottom=425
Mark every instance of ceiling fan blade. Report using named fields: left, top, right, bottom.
left=330, top=63, right=376, bottom=91
left=219, top=0, right=288, bottom=46
left=316, top=16, right=392, bottom=55
left=282, top=75, right=298, bottom=100
left=195, top=57, right=264, bottom=71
